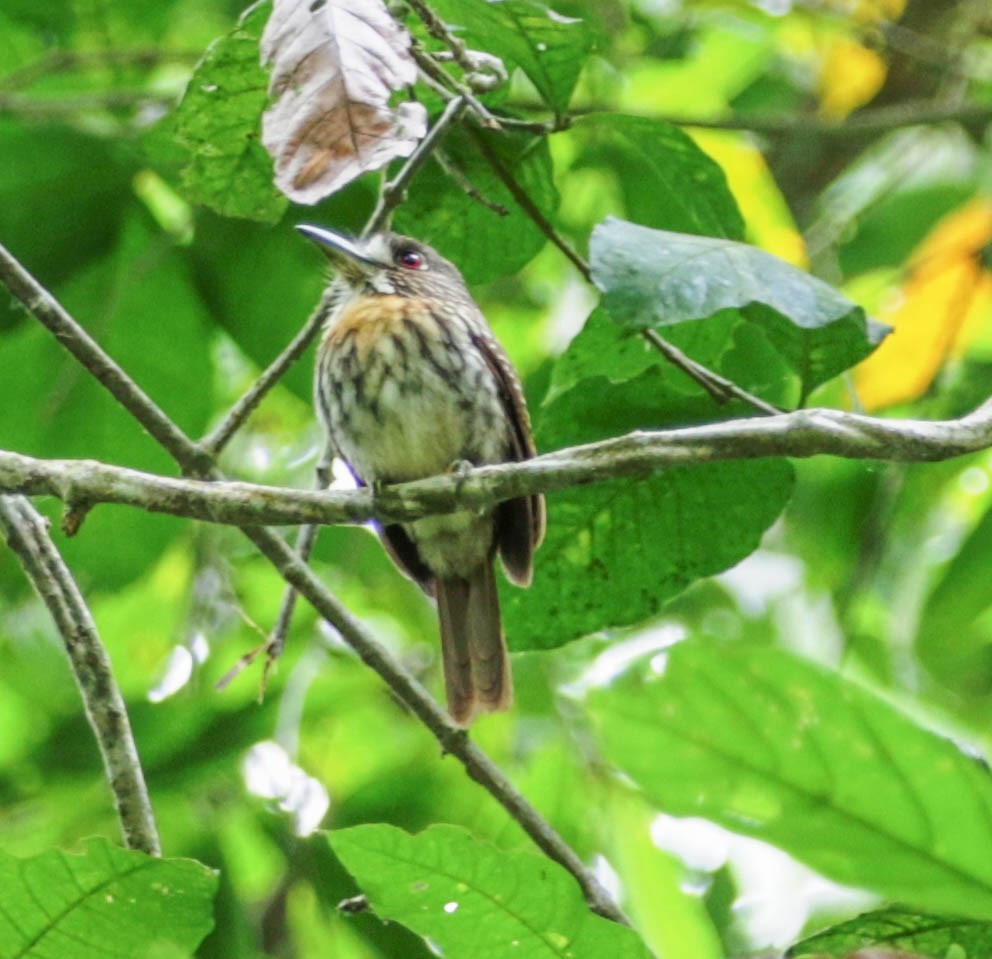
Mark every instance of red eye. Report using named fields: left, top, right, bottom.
left=396, top=248, right=425, bottom=269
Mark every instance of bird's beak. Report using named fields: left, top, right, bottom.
left=296, top=225, right=387, bottom=280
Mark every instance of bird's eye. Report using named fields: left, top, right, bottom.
left=395, top=248, right=426, bottom=270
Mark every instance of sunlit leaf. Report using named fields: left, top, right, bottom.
left=574, top=114, right=744, bottom=240
left=854, top=198, right=992, bottom=410
left=818, top=37, right=886, bottom=117
left=590, top=641, right=992, bottom=919
left=0, top=837, right=217, bottom=957
left=330, top=823, right=652, bottom=958
left=261, top=0, right=427, bottom=203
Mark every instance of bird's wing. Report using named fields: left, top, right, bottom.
left=470, top=328, right=546, bottom=587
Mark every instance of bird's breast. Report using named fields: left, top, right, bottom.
left=317, top=294, right=507, bottom=483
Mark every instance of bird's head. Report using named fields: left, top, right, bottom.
left=297, top=224, right=471, bottom=304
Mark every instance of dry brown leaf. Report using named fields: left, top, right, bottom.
left=260, top=0, right=427, bottom=203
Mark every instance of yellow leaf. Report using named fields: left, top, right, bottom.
left=819, top=37, right=887, bottom=117
left=846, top=0, right=907, bottom=23
left=855, top=199, right=992, bottom=410
left=690, top=130, right=808, bottom=267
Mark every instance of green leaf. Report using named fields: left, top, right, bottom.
left=430, top=0, right=595, bottom=116
left=502, top=310, right=794, bottom=650
left=590, top=217, right=887, bottom=398
left=394, top=126, right=557, bottom=284
left=573, top=114, right=744, bottom=240
left=789, top=907, right=992, bottom=959
left=0, top=206, right=213, bottom=589
left=0, top=837, right=217, bottom=958
left=838, top=184, right=974, bottom=275
left=329, top=823, right=652, bottom=959
left=504, top=456, right=792, bottom=652
left=589, top=640, right=992, bottom=919
left=174, top=3, right=286, bottom=224
left=916, top=497, right=992, bottom=695
left=189, top=209, right=330, bottom=402
left=0, top=119, right=133, bottom=332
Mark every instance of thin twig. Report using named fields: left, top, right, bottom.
left=0, top=495, right=160, bottom=856
left=468, top=128, right=781, bottom=416
left=0, top=241, right=627, bottom=924
left=435, top=148, right=510, bottom=215
left=363, top=94, right=468, bottom=237
left=466, top=124, right=592, bottom=281
left=4, top=395, right=992, bottom=527
left=405, top=0, right=505, bottom=94
left=262, top=445, right=334, bottom=683
left=410, top=43, right=501, bottom=129
left=557, top=100, right=992, bottom=137
left=201, top=291, right=336, bottom=457
left=641, top=329, right=783, bottom=415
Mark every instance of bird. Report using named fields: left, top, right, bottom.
left=298, top=224, right=545, bottom=727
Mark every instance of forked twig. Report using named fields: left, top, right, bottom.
left=0, top=241, right=629, bottom=925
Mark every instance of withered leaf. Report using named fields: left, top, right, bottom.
left=260, top=0, right=427, bottom=203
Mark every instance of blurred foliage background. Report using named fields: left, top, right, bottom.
left=2, top=0, right=992, bottom=956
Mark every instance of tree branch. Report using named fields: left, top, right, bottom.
left=3, top=396, right=992, bottom=529
left=508, top=100, right=992, bottom=138
left=467, top=129, right=787, bottom=416
left=0, top=240, right=627, bottom=924
left=0, top=496, right=160, bottom=855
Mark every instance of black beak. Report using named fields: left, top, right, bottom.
left=296, top=225, right=386, bottom=273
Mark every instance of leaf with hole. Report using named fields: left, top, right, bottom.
left=330, top=823, right=652, bottom=958
left=502, top=309, right=794, bottom=650
left=0, top=837, right=217, bottom=958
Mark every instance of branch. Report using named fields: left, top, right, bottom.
left=0, top=240, right=626, bottom=924
left=641, top=329, right=783, bottom=416
left=0, top=496, right=160, bottom=855
left=201, top=290, right=335, bottom=457
left=544, top=100, right=992, bottom=138
left=467, top=129, right=786, bottom=416
left=362, top=94, right=467, bottom=237
left=0, top=90, right=177, bottom=116
left=4, top=396, right=992, bottom=528
left=202, top=97, right=468, bottom=457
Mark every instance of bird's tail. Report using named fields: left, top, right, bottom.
left=436, top=563, right=512, bottom=727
